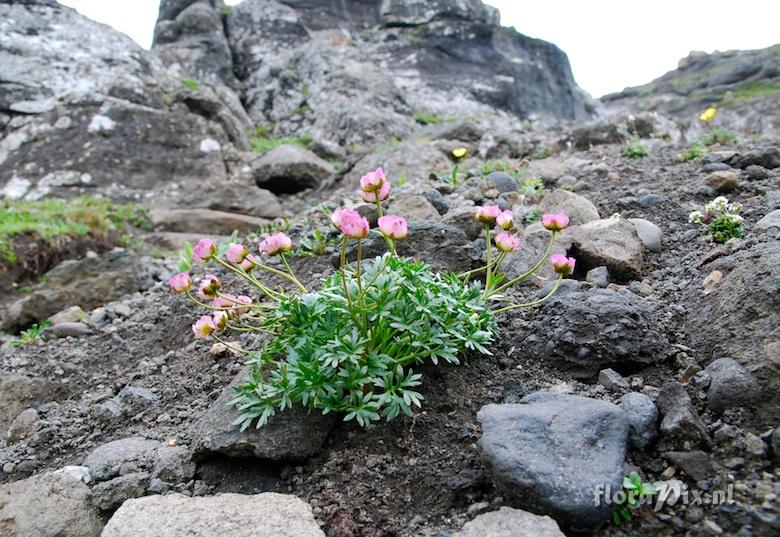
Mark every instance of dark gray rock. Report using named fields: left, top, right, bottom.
left=663, top=451, right=712, bottom=481
left=619, top=392, right=658, bottom=450
left=732, top=147, right=780, bottom=169
left=639, top=193, right=666, bottom=207
left=586, top=266, right=609, bottom=287
left=701, top=163, right=731, bottom=173
left=83, top=438, right=163, bottom=482
left=425, top=188, right=449, bottom=215
left=477, top=392, right=628, bottom=530
left=151, top=446, right=196, bottom=484
left=193, top=368, right=335, bottom=461
left=771, top=426, right=780, bottom=463
left=441, top=205, right=483, bottom=240
left=484, top=172, right=518, bottom=194
left=251, top=144, right=334, bottom=194
left=704, top=358, right=759, bottom=414
left=657, top=383, right=710, bottom=448
left=743, top=165, right=770, bottom=180
left=47, top=321, right=91, bottom=338
left=570, top=122, right=627, bottom=150
left=755, top=209, right=780, bottom=232
left=598, top=368, right=630, bottom=391
left=6, top=408, right=40, bottom=444
left=0, top=374, right=56, bottom=437
left=1, top=250, right=154, bottom=332
left=343, top=222, right=476, bottom=274
left=0, top=470, right=103, bottom=537
left=520, top=289, right=668, bottom=379
left=91, top=472, right=150, bottom=511
left=116, top=386, right=160, bottom=415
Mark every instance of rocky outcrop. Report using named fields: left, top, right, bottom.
left=153, top=0, right=592, bottom=149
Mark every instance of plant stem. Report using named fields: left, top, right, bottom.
left=356, top=240, right=367, bottom=330
left=213, top=257, right=282, bottom=301
left=280, top=253, right=307, bottom=293
left=492, top=231, right=557, bottom=295
left=482, top=224, right=492, bottom=298
left=492, top=275, right=563, bottom=314
left=211, top=333, right=251, bottom=354
left=340, top=236, right=360, bottom=327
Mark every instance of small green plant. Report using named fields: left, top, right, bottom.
left=371, top=138, right=403, bottom=154
left=519, top=178, right=545, bottom=203
left=249, top=125, right=312, bottom=155
left=689, top=196, right=744, bottom=244
left=719, top=81, right=778, bottom=107
left=181, top=78, right=200, bottom=91
left=613, top=472, right=657, bottom=525
left=412, top=112, right=446, bottom=125
left=449, top=165, right=461, bottom=187
left=699, top=127, right=736, bottom=146
left=292, top=229, right=338, bottom=257
left=622, top=137, right=648, bottom=159
left=397, top=172, right=408, bottom=187
left=481, top=160, right=512, bottom=177
left=531, top=147, right=553, bottom=160
left=11, top=320, right=50, bottom=347
left=524, top=206, right=541, bottom=224
left=679, top=141, right=705, bottom=162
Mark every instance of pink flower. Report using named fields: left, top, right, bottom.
left=192, top=315, right=216, bottom=339
left=475, top=205, right=502, bottom=224
left=197, top=274, right=221, bottom=300
left=331, top=208, right=370, bottom=239
left=495, top=231, right=521, bottom=252
left=377, top=215, right=408, bottom=240
left=213, top=294, right=252, bottom=318
left=551, top=253, right=576, bottom=275
left=496, top=210, right=513, bottom=230
left=240, top=254, right=259, bottom=272
left=232, top=295, right=253, bottom=316
left=169, top=272, right=192, bottom=294
left=258, top=233, right=292, bottom=256
left=542, top=213, right=570, bottom=232
left=360, top=180, right=390, bottom=203
left=192, top=238, right=216, bottom=263
left=226, top=243, right=250, bottom=264
left=360, top=167, right=386, bottom=193
left=212, top=310, right=228, bottom=332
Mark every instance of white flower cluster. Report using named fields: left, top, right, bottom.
left=689, top=196, right=743, bottom=224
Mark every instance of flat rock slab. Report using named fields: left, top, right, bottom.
left=192, top=367, right=335, bottom=461
left=538, top=189, right=600, bottom=226
left=477, top=392, right=629, bottom=530
left=0, top=470, right=103, bottom=537
left=149, top=208, right=269, bottom=234
left=454, top=506, right=564, bottom=536
left=568, top=217, right=644, bottom=281
left=101, top=492, right=324, bottom=537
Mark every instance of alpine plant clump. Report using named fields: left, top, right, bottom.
left=171, top=167, right=573, bottom=429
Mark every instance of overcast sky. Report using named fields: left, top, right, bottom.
left=60, top=0, right=779, bottom=97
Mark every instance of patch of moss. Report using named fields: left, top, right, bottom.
left=412, top=112, right=448, bottom=125
left=181, top=78, right=200, bottom=91
left=249, top=125, right=313, bottom=155
left=0, top=197, right=150, bottom=263
left=720, top=81, right=779, bottom=107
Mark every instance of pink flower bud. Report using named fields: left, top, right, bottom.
left=542, top=213, right=570, bottom=232
left=213, top=294, right=252, bottom=318
left=494, top=231, right=521, bottom=252
left=258, top=232, right=293, bottom=256
left=169, top=272, right=192, bottom=293
left=475, top=205, right=502, bottom=224
left=212, top=310, right=228, bottom=332
left=192, top=238, right=216, bottom=263
left=360, top=167, right=386, bottom=193
left=233, top=295, right=252, bottom=316
left=331, top=208, right=370, bottom=239
left=360, top=180, right=390, bottom=203
left=197, top=274, right=222, bottom=300
left=551, top=253, right=576, bottom=275
left=496, top=210, right=513, bottom=230
left=192, top=315, right=216, bottom=339
left=226, top=243, right=250, bottom=264
left=377, top=215, right=408, bottom=240
left=239, top=254, right=259, bottom=272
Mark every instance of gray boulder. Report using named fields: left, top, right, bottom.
left=453, top=506, right=564, bottom=536
left=101, top=492, right=325, bottom=537
left=484, top=172, right=518, bottom=194
left=83, top=437, right=162, bottom=482
left=193, top=368, right=335, bottom=461
left=388, top=194, right=441, bottom=222
left=628, top=218, right=663, bottom=253
left=619, top=392, right=658, bottom=450
left=149, top=208, right=270, bottom=234
left=520, top=289, right=668, bottom=379
left=6, top=408, right=40, bottom=444
left=570, top=122, right=627, bottom=150
left=538, top=189, right=600, bottom=226
left=477, top=392, right=628, bottom=530
left=657, top=383, right=710, bottom=448
left=0, top=374, right=55, bottom=436
left=704, top=358, right=759, bottom=414
left=568, top=217, right=644, bottom=281
left=251, top=144, right=334, bottom=194
left=91, top=472, right=149, bottom=511
left=731, top=147, right=780, bottom=169
left=755, top=209, right=780, bottom=233
left=0, top=471, right=103, bottom=537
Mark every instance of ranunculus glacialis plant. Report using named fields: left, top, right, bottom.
left=171, top=168, right=573, bottom=429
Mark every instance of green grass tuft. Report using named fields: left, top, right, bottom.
left=249, top=125, right=313, bottom=155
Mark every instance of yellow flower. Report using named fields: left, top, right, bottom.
left=699, top=107, right=717, bottom=122
left=452, top=147, right=468, bottom=159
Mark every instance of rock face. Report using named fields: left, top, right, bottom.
left=520, top=289, right=668, bottom=379
left=453, top=507, right=564, bottom=537
left=538, top=189, right=600, bottom=226
left=477, top=393, right=629, bottom=530
left=0, top=374, right=54, bottom=436
left=153, top=0, right=591, bottom=148
left=192, top=368, right=335, bottom=461
left=0, top=471, right=103, bottom=537
left=1, top=250, right=154, bottom=331
left=101, top=492, right=325, bottom=537
left=684, top=242, right=780, bottom=428
left=568, top=218, right=645, bottom=281
left=251, top=145, right=334, bottom=194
